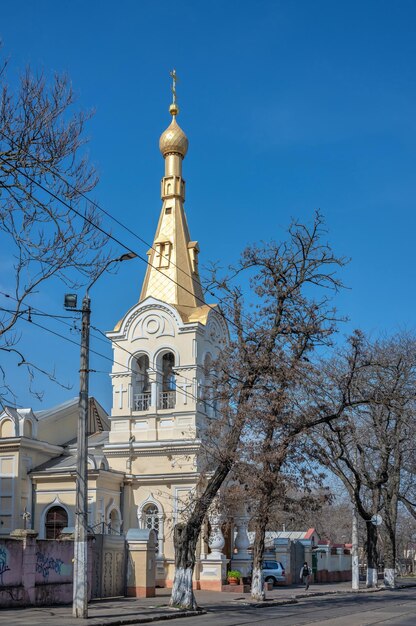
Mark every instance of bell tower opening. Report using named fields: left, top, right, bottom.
left=160, top=352, right=176, bottom=409
left=134, top=354, right=151, bottom=411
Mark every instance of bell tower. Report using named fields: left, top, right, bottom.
left=104, top=74, right=228, bottom=577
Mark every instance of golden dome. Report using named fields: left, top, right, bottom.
left=159, top=114, right=189, bottom=159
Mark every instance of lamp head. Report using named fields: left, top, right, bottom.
left=64, top=293, right=78, bottom=309
left=118, top=252, right=138, bottom=262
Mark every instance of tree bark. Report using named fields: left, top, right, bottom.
left=169, top=378, right=256, bottom=609
left=169, top=524, right=199, bottom=610
left=169, top=455, right=237, bottom=609
left=383, top=496, right=398, bottom=588
left=366, top=521, right=379, bottom=587
left=250, top=508, right=268, bottom=601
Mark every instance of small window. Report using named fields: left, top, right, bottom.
left=45, top=506, right=68, bottom=539
left=165, top=207, right=172, bottom=214
left=143, top=504, right=160, bottom=553
left=156, top=241, right=172, bottom=268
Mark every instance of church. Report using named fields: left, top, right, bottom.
left=0, top=84, right=250, bottom=588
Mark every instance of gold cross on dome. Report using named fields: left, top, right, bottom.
left=170, top=68, right=178, bottom=104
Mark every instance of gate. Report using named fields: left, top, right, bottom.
left=291, top=540, right=305, bottom=583
left=91, top=535, right=126, bottom=598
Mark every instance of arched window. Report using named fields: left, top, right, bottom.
left=143, top=504, right=159, bottom=533
left=134, top=354, right=150, bottom=411
left=109, top=508, right=121, bottom=534
left=45, top=506, right=68, bottom=539
left=162, top=353, right=175, bottom=390
left=142, top=503, right=162, bottom=554
left=136, top=355, right=150, bottom=392
left=0, top=419, right=14, bottom=438
left=160, top=352, right=175, bottom=409
left=23, top=420, right=33, bottom=438
left=203, top=354, right=217, bottom=417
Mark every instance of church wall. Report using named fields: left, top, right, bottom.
left=0, top=449, right=19, bottom=535
left=37, top=412, right=78, bottom=446
left=33, top=476, right=76, bottom=537
left=32, top=471, right=123, bottom=537
left=1, top=443, right=62, bottom=536
left=129, top=479, right=199, bottom=563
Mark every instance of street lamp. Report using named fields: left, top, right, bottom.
left=65, top=251, right=137, bottom=619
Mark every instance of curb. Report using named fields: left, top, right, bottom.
left=83, top=609, right=206, bottom=626
left=229, top=583, right=415, bottom=609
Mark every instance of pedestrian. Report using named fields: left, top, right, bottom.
left=300, top=561, right=312, bottom=590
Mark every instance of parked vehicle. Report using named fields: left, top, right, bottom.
left=262, top=560, right=286, bottom=584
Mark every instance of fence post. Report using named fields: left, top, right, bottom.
left=10, top=529, right=38, bottom=604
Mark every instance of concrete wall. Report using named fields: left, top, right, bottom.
left=0, top=531, right=77, bottom=607
left=315, top=546, right=352, bottom=582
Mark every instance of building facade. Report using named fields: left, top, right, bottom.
left=104, top=96, right=228, bottom=584
left=0, top=92, right=234, bottom=587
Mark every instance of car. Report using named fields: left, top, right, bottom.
left=262, top=560, right=286, bottom=584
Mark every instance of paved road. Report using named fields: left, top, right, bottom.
left=156, top=587, right=416, bottom=626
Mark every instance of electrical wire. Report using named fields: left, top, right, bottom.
left=0, top=289, right=220, bottom=404
left=1, top=291, right=221, bottom=413
left=0, top=128, right=214, bottom=299
left=0, top=137, right=250, bottom=337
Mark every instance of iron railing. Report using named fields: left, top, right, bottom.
left=134, top=392, right=151, bottom=411
left=159, top=390, right=175, bottom=409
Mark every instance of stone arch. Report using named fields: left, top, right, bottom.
left=42, top=502, right=70, bottom=539
left=0, top=418, right=14, bottom=438
left=23, top=420, right=33, bottom=438
left=106, top=502, right=122, bottom=534
left=130, top=350, right=151, bottom=411
left=154, top=347, right=178, bottom=410
left=153, top=345, right=180, bottom=370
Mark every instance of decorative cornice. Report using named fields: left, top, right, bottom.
left=107, top=299, right=187, bottom=340
left=128, top=472, right=199, bottom=483
left=0, top=438, right=64, bottom=455
left=104, top=443, right=200, bottom=457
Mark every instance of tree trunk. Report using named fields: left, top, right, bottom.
left=169, top=381, right=256, bottom=609
left=169, top=457, right=236, bottom=609
left=382, top=454, right=399, bottom=589
left=169, top=523, right=200, bottom=609
left=383, top=513, right=397, bottom=588
left=250, top=511, right=268, bottom=601
left=366, top=521, right=378, bottom=587
left=351, top=505, right=360, bottom=590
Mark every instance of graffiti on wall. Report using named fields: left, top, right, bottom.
left=0, top=548, right=11, bottom=584
left=35, top=552, right=63, bottom=581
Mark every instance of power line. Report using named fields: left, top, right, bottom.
left=0, top=152, right=246, bottom=338
left=0, top=128, right=213, bottom=298
left=2, top=291, right=220, bottom=412
left=0, top=289, right=217, bottom=404
left=28, top=316, right=220, bottom=413
left=0, top=132, right=251, bottom=336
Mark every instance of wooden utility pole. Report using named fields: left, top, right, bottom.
left=72, top=295, right=90, bottom=618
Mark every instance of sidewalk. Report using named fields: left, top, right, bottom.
left=2, top=580, right=416, bottom=626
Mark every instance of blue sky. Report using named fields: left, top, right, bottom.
left=1, top=0, right=416, bottom=411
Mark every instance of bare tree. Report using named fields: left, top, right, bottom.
left=169, top=213, right=348, bottom=609
left=241, top=333, right=372, bottom=600
left=310, top=333, right=416, bottom=588
left=0, top=61, right=109, bottom=404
